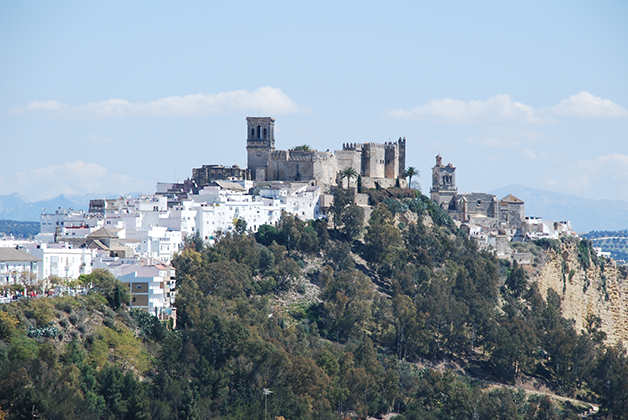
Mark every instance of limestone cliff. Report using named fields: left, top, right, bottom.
left=526, top=239, right=628, bottom=345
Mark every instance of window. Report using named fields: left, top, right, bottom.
left=257, top=125, right=261, bottom=138
left=263, top=128, right=267, bottom=138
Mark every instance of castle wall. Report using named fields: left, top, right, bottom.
left=362, top=143, right=386, bottom=178
left=385, top=143, right=399, bottom=179
left=268, top=150, right=316, bottom=182
left=334, top=147, right=362, bottom=175
left=312, top=152, right=337, bottom=186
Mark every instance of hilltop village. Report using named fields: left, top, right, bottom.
left=0, top=117, right=576, bottom=317
left=3, top=117, right=628, bottom=420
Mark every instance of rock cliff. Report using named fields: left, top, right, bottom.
left=528, top=239, right=628, bottom=345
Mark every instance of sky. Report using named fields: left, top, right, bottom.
left=1, top=1, right=627, bottom=203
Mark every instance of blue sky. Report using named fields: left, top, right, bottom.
left=1, top=0, right=627, bottom=203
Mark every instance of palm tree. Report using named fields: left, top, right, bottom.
left=340, top=167, right=359, bottom=189
left=293, top=144, right=312, bottom=151
left=403, top=167, right=419, bottom=189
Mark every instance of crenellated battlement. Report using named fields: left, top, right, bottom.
left=269, top=150, right=287, bottom=160
left=269, top=150, right=315, bottom=162
left=342, top=142, right=364, bottom=151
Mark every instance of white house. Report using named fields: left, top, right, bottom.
left=119, top=262, right=176, bottom=319
left=23, top=242, right=93, bottom=282
left=0, top=247, right=40, bottom=287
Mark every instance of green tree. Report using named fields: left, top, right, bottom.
left=84, top=268, right=131, bottom=310
left=402, top=167, right=419, bottom=189
left=340, top=167, right=359, bottom=189
left=293, top=144, right=312, bottom=151
left=506, top=261, right=527, bottom=298
left=233, top=218, right=247, bottom=235
left=363, top=205, right=402, bottom=276
left=339, top=204, right=364, bottom=241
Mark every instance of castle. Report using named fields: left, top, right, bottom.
left=193, top=117, right=406, bottom=189
left=430, top=154, right=524, bottom=231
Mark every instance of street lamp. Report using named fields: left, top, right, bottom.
left=263, top=388, right=273, bottom=420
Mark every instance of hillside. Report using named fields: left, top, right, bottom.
left=1, top=187, right=627, bottom=419
left=0, top=220, right=40, bottom=239
left=581, top=230, right=628, bottom=262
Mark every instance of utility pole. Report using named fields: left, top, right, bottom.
left=263, top=388, right=273, bottom=420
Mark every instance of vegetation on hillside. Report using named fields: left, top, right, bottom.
left=582, top=230, right=628, bottom=261
left=1, top=188, right=627, bottom=419
left=0, top=220, right=40, bottom=239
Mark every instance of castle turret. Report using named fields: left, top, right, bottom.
left=246, top=117, right=275, bottom=180
left=398, top=137, right=406, bottom=179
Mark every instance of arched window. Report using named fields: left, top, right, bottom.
left=251, top=127, right=255, bottom=138
left=257, top=125, right=261, bottom=138
left=263, top=128, right=267, bottom=138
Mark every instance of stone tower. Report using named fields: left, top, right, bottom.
left=430, top=154, right=458, bottom=207
left=246, top=117, right=275, bottom=180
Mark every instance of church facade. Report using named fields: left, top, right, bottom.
left=430, top=154, right=524, bottom=230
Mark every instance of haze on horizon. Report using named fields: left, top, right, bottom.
left=0, top=1, right=626, bottom=203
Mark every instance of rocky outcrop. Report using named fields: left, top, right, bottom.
left=531, top=241, right=628, bottom=345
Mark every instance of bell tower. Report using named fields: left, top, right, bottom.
left=246, top=117, right=275, bottom=180
left=430, top=154, right=458, bottom=207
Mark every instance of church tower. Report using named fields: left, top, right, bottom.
left=430, top=154, right=458, bottom=207
left=246, top=117, right=275, bottom=180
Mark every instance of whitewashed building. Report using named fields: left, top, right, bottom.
left=119, top=261, right=176, bottom=318
left=0, top=248, right=40, bottom=286
left=23, top=243, right=93, bottom=281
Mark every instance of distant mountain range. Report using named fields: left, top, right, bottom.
left=0, top=193, right=127, bottom=222
left=489, top=185, right=628, bottom=233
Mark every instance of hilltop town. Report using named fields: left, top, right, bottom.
left=1, top=117, right=585, bottom=317
left=2, top=117, right=627, bottom=419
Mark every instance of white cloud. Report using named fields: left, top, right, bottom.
left=83, top=135, right=116, bottom=145
left=519, top=149, right=547, bottom=160
left=11, top=86, right=303, bottom=119
left=546, top=153, right=628, bottom=201
left=388, top=91, right=627, bottom=124
left=387, top=94, right=545, bottom=124
left=549, top=91, right=628, bottom=119
left=10, top=161, right=145, bottom=201
left=466, top=129, right=548, bottom=147
left=24, top=100, right=68, bottom=111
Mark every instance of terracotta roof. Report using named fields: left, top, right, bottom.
left=501, top=194, right=524, bottom=203
left=89, top=239, right=110, bottom=251
left=215, top=181, right=246, bottom=191
left=87, top=227, right=119, bottom=239
left=0, top=248, right=41, bottom=262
